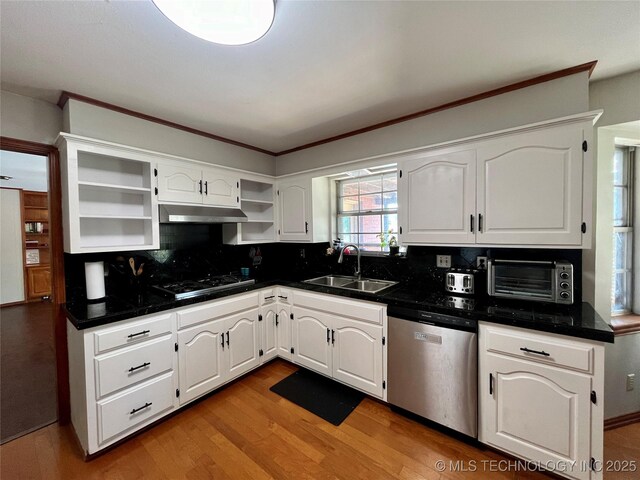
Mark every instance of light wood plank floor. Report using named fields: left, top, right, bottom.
left=0, top=360, right=637, bottom=479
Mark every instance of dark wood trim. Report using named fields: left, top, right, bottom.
left=604, top=411, right=640, bottom=430
left=19, top=189, right=28, bottom=304
left=276, top=60, right=598, bottom=156
left=0, top=136, right=70, bottom=424
left=57, top=91, right=276, bottom=156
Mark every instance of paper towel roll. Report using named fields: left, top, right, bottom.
left=85, top=261, right=106, bottom=300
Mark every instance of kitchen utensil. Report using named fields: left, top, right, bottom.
left=129, top=258, right=137, bottom=276
left=136, top=263, right=144, bottom=276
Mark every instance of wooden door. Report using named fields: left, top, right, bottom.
left=398, top=149, right=476, bottom=244
left=476, top=124, right=584, bottom=245
left=480, top=353, right=591, bottom=479
left=177, top=319, right=227, bottom=404
left=157, top=164, right=203, bottom=204
left=226, top=308, right=260, bottom=380
left=332, top=317, right=384, bottom=397
left=291, top=307, right=332, bottom=376
left=26, top=266, right=51, bottom=300
left=277, top=180, right=311, bottom=242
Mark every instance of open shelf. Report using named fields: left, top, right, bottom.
left=78, top=181, right=151, bottom=194
left=79, top=186, right=152, bottom=217
left=240, top=179, right=274, bottom=203
left=79, top=217, right=154, bottom=249
left=241, top=201, right=274, bottom=222
left=77, top=152, right=151, bottom=189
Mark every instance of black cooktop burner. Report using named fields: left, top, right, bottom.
left=152, top=275, right=255, bottom=300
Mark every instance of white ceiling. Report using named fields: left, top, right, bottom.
left=1, top=1, right=639, bottom=153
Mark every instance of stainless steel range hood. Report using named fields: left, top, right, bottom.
left=159, top=204, right=248, bottom=223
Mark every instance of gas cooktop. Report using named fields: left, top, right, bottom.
left=152, top=275, right=255, bottom=300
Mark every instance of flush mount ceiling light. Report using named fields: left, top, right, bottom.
left=152, top=0, right=275, bottom=46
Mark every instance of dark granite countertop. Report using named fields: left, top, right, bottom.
left=66, top=277, right=614, bottom=343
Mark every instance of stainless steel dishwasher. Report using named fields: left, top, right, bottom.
left=388, top=305, right=478, bottom=438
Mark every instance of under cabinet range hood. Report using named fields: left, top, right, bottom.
left=159, top=204, right=248, bottom=223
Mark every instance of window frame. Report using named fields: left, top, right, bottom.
left=336, top=171, right=398, bottom=253
left=612, top=146, right=634, bottom=315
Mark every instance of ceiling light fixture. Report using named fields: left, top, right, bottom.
left=152, top=0, right=275, bottom=46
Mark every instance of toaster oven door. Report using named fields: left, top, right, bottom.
left=488, top=260, right=555, bottom=301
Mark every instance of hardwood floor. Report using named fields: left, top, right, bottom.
left=0, top=301, right=57, bottom=444
left=0, top=360, right=637, bottom=479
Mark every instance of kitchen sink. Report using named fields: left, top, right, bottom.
left=303, top=275, right=397, bottom=294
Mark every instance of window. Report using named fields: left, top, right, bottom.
left=337, top=171, right=397, bottom=252
left=612, top=146, right=634, bottom=314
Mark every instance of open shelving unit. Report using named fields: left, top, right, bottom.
left=58, top=135, right=159, bottom=253
left=22, top=191, right=52, bottom=301
left=223, top=179, right=276, bottom=244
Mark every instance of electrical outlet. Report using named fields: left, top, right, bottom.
left=627, top=373, right=635, bottom=391
left=436, top=255, right=451, bottom=268
left=477, top=256, right=488, bottom=269
left=299, top=248, right=306, bottom=259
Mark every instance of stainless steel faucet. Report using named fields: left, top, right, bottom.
left=338, top=244, right=361, bottom=279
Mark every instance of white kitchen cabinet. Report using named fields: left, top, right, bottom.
left=398, top=148, right=476, bottom=244
left=67, top=312, right=177, bottom=455
left=260, top=304, right=278, bottom=362
left=291, top=290, right=387, bottom=399
left=276, top=302, right=292, bottom=360
left=277, top=177, right=330, bottom=243
left=177, top=318, right=227, bottom=405
left=292, top=306, right=333, bottom=376
left=478, top=322, right=605, bottom=480
left=57, top=134, right=159, bottom=253
left=157, top=162, right=240, bottom=208
left=476, top=123, right=586, bottom=246
left=223, top=178, right=276, bottom=244
left=397, top=114, right=596, bottom=248
left=226, top=308, right=260, bottom=379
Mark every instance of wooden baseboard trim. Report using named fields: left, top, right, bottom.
left=604, top=411, right=640, bottom=430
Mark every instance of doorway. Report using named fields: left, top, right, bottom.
left=0, top=140, right=66, bottom=444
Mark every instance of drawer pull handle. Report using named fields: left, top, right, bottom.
left=128, top=362, right=150, bottom=373
left=278, top=295, right=288, bottom=300
left=264, top=295, right=275, bottom=300
left=129, top=402, right=152, bottom=415
left=221, top=335, right=225, bottom=349
left=520, top=347, right=550, bottom=357
left=127, top=330, right=150, bottom=339
left=226, top=331, right=229, bottom=347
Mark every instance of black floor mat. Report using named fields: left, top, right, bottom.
left=270, top=368, right=364, bottom=426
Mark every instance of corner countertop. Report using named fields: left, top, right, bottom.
left=65, top=277, right=614, bottom=343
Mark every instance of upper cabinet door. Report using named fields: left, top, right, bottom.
left=202, top=168, right=240, bottom=207
left=278, top=180, right=311, bottom=242
left=477, top=124, right=584, bottom=245
left=398, top=149, right=476, bottom=244
left=157, top=164, right=203, bottom=204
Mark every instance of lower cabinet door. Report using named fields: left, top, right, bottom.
left=332, top=318, right=384, bottom=397
left=177, top=318, right=227, bottom=405
left=481, top=354, right=591, bottom=480
left=227, top=308, right=260, bottom=380
left=26, top=266, right=51, bottom=300
left=97, top=371, right=175, bottom=446
left=261, top=305, right=278, bottom=362
left=292, top=307, right=332, bottom=376
left=276, top=304, right=292, bottom=360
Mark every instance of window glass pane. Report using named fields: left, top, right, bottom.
left=613, top=231, right=630, bottom=270
left=383, top=173, right=397, bottom=192
left=613, top=148, right=625, bottom=185
left=359, top=215, right=381, bottom=233
left=359, top=176, right=382, bottom=194
left=337, top=216, right=358, bottom=234
left=613, top=186, right=628, bottom=226
left=383, top=214, right=398, bottom=234
left=383, top=191, right=397, bottom=210
left=340, top=180, right=359, bottom=196
left=340, top=196, right=359, bottom=212
left=359, top=193, right=382, bottom=211
left=339, top=234, right=357, bottom=244
left=612, top=272, right=628, bottom=313
left=359, top=234, right=382, bottom=251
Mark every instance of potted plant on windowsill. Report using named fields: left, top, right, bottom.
left=377, top=229, right=400, bottom=256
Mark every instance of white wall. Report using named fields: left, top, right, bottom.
left=0, top=188, right=25, bottom=304
left=605, top=334, right=640, bottom=419
left=64, top=99, right=276, bottom=176
left=276, top=72, right=590, bottom=176
left=0, top=90, right=62, bottom=145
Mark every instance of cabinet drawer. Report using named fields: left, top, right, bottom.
left=483, top=324, right=594, bottom=373
left=277, top=288, right=292, bottom=304
left=293, top=290, right=384, bottom=325
left=95, top=335, right=174, bottom=398
left=177, top=292, right=259, bottom=329
left=94, top=313, right=173, bottom=354
left=97, top=372, right=174, bottom=445
left=260, top=289, right=277, bottom=305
